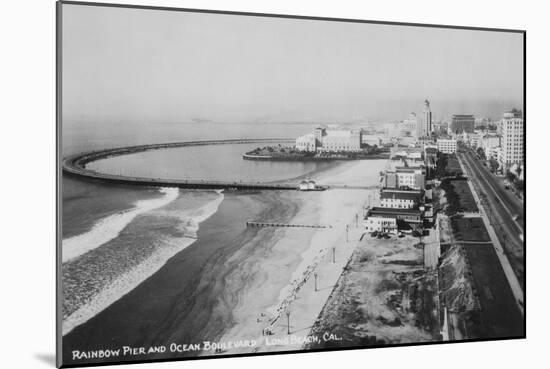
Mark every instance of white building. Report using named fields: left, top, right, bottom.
left=481, top=134, right=501, bottom=152
left=395, top=167, right=426, bottom=190
left=364, top=215, right=398, bottom=234
left=500, top=109, right=524, bottom=169
left=319, top=129, right=361, bottom=152
left=487, top=146, right=502, bottom=161
left=380, top=189, right=423, bottom=209
left=296, top=126, right=361, bottom=152
left=437, top=139, right=457, bottom=154
left=298, top=180, right=317, bottom=191
left=467, top=133, right=482, bottom=148
left=295, top=133, right=316, bottom=152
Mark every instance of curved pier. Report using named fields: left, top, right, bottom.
left=62, top=138, right=309, bottom=190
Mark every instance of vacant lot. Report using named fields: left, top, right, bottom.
left=305, top=236, right=440, bottom=349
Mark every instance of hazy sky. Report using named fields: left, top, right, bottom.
left=62, top=4, right=524, bottom=123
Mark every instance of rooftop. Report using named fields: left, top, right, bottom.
left=380, top=190, right=423, bottom=201
left=368, top=207, right=423, bottom=216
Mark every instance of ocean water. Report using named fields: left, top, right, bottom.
left=61, top=121, right=327, bottom=336
left=86, top=143, right=333, bottom=183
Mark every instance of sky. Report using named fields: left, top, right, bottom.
left=61, top=4, right=524, bottom=124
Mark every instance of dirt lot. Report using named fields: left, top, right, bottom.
left=305, top=235, right=440, bottom=349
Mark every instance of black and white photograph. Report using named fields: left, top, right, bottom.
left=56, top=1, right=525, bottom=367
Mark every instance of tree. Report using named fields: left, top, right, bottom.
left=476, top=147, right=485, bottom=159
left=514, top=179, right=524, bottom=192
left=506, top=171, right=517, bottom=183
left=489, top=158, right=499, bottom=172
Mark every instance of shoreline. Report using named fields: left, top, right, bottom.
left=209, top=159, right=388, bottom=355
left=62, top=158, right=388, bottom=365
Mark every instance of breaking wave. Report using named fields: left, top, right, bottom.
left=62, top=187, right=180, bottom=263
left=62, top=190, right=224, bottom=336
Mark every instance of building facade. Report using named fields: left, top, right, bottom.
left=480, top=133, right=501, bottom=152
left=383, top=166, right=426, bottom=190
left=451, top=115, right=475, bottom=134
left=296, top=126, right=361, bottom=152
left=364, top=214, right=398, bottom=234
left=500, top=109, right=524, bottom=169
left=417, top=100, right=432, bottom=138
left=295, top=133, right=316, bottom=152
left=437, top=139, right=457, bottom=154
left=379, top=189, right=423, bottom=209
left=365, top=207, right=423, bottom=231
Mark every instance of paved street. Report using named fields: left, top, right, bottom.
left=458, top=149, right=525, bottom=288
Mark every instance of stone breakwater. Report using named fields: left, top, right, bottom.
left=62, top=138, right=299, bottom=190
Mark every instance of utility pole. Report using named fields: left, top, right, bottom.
left=355, top=213, right=359, bottom=228
left=314, top=272, right=318, bottom=292
left=332, top=247, right=336, bottom=263
left=286, top=308, right=291, bottom=335
left=346, top=224, right=349, bottom=243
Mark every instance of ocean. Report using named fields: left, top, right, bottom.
left=61, top=120, right=386, bottom=365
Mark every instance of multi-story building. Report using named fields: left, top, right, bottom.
left=364, top=212, right=398, bottom=234
left=295, top=126, right=362, bottom=152
left=500, top=109, right=524, bottom=169
left=467, top=133, right=482, bottom=148
left=424, top=146, right=438, bottom=169
left=384, top=172, right=398, bottom=188
left=437, top=139, right=457, bottom=154
left=379, top=189, right=423, bottom=209
left=417, top=100, right=432, bottom=138
left=364, top=207, right=424, bottom=233
left=480, top=133, right=501, bottom=152
left=383, top=166, right=425, bottom=190
left=451, top=114, right=475, bottom=134
left=295, top=133, right=316, bottom=152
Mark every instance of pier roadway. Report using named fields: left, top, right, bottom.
left=62, top=139, right=305, bottom=190
left=62, top=139, right=377, bottom=192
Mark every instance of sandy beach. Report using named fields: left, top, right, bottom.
left=62, top=158, right=389, bottom=365
left=206, top=159, right=389, bottom=356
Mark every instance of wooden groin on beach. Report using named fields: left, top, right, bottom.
left=246, top=222, right=331, bottom=229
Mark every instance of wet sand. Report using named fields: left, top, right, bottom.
left=62, top=190, right=299, bottom=365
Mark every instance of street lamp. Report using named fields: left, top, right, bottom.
left=314, top=272, right=319, bottom=292
left=285, top=307, right=291, bottom=335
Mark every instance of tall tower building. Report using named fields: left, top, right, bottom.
left=500, top=109, right=524, bottom=169
left=417, top=99, right=432, bottom=138
left=451, top=115, right=475, bottom=134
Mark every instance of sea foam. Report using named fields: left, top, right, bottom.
left=62, top=187, right=180, bottom=263
left=62, top=191, right=224, bottom=336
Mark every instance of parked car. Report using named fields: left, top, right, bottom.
left=371, top=231, right=378, bottom=237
